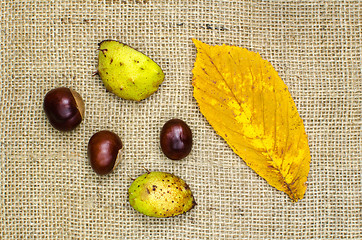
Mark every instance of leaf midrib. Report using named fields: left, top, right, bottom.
left=197, top=44, right=297, bottom=200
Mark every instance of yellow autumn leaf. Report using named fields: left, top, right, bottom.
left=192, top=39, right=311, bottom=202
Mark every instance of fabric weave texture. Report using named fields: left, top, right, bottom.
left=1, top=1, right=361, bottom=239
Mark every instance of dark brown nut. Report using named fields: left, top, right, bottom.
left=43, top=87, right=85, bottom=131
left=160, top=119, right=192, bottom=160
left=88, top=130, right=123, bottom=175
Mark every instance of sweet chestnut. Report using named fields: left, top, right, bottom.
left=88, top=130, right=123, bottom=175
left=160, top=119, right=192, bottom=160
left=43, top=87, right=85, bottom=131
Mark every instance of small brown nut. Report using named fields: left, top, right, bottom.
left=88, top=130, right=123, bottom=175
left=43, top=87, right=85, bottom=131
left=160, top=119, right=192, bottom=160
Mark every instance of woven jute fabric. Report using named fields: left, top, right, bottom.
left=1, top=1, right=361, bottom=239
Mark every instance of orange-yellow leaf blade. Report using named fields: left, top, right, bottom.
left=192, top=39, right=311, bottom=201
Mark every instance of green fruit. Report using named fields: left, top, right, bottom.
left=97, top=40, right=165, bottom=101
left=128, top=172, right=196, bottom=218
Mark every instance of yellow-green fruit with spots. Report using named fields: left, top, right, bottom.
left=97, top=40, right=164, bottom=101
left=128, top=172, right=196, bottom=217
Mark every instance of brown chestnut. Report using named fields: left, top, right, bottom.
left=160, top=119, right=192, bottom=160
left=88, top=130, right=123, bottom=175
left=43, top=87, right=85, bottom=131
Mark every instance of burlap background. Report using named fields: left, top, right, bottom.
left=1, top=0, right=361, bottom=239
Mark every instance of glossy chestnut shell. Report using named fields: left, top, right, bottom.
left=160, top=119, right=192, bottom=160
left=43, top=87, right=85, bottom=131
left=88, top=130, right=123, bottom=175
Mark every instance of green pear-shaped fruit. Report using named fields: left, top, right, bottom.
left=128, top=172, right=196, bottom=217
left=97, top=40, right=164, bottom=101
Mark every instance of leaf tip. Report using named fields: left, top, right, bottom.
left=291, top=196, right=302, bottom=203
left=191, top=38, right=200, bottom=45
left=192, top=38, right=208, bottom=51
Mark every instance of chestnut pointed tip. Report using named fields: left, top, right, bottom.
left=69, top=88, right=85, bottom=120
left=112, top=146, right=124, bottom=172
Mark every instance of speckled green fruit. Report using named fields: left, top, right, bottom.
left=128, top=172, right=196, bottom=218
left=98, top=40, right=164, bottom=101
